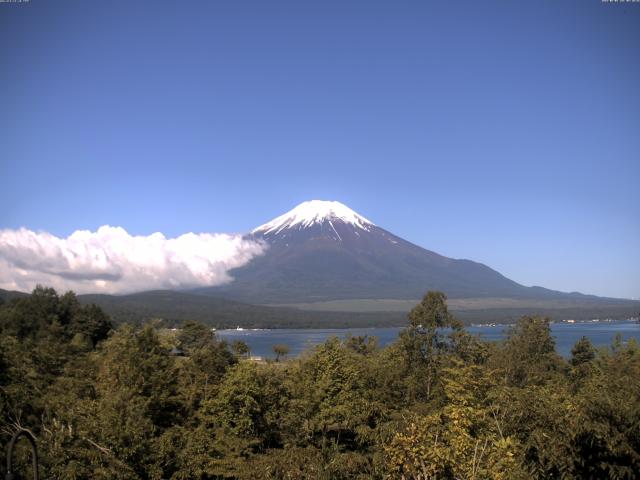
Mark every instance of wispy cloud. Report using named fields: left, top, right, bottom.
left=0, top=226, right=266, bottom=294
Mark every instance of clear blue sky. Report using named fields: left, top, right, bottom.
left=1, top=0, right=638, bottom=299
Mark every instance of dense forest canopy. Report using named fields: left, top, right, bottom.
left=1, top=286, right=639, bottom=479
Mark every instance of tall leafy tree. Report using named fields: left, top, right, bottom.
left=399, top=291, right=462, bottom=402
left=499, top=315, right=563, bottom=387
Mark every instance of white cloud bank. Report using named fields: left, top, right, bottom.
left=0, top=226, right=266, bottom=294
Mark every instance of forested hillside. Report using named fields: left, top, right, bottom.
left=1, top=287, right=639, bottom=479
left=77, top=290, right=407, bottom=328
left=4, top=288, right=636, bottom=328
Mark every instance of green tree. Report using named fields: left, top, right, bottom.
left=570, top=335, right=596, bottom=367
left=65, top=324, right=183, bottom=478
left=273, top=344, right=289, bottom=362
left=232, top=339, right=251, bottom=359
left=70, top=303, right=113, bottom=346
left=570, top=339, right=640, bottom=479
left=0, top=285, right=60, bottom=339
left=176, top=361, right=288, bottom=477
left=499, top=315, right=562, bottom=387
left=399, top=291, right=461, bottom=402
left=385, top=358, right=526, bottom=479
left=282, top=337, right=383, bottom=457
left=344, top=334, right=378, bottom=355
left=177, top=320, right=215, bottom=352
left=171, top=325, right=236, bottom=418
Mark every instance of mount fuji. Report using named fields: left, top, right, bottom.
left=195, top=200, right=598, bottom=305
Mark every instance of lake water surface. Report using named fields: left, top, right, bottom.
left=217, top=320, right=640, bottom=359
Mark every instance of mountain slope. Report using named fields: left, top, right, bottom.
left=197, top=200, right=600, bottom=304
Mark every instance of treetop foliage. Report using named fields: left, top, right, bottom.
left=1, top=287, right=639, bottom=479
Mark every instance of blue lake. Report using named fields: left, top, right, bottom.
left=217, top=320, right=640, bottom=359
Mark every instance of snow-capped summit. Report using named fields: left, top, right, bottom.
left=252, top=200, right=375, bottom=235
